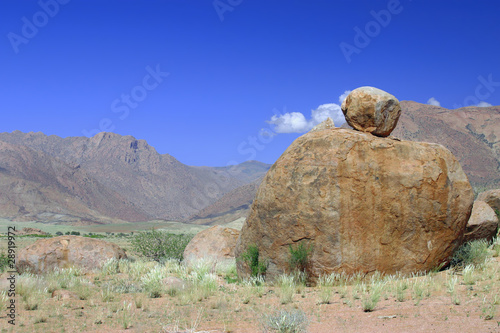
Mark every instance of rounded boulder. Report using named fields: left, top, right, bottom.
left=341, top=86, right=401, bottom=137
left=235, top=126, right=473, bottom=281
left=17, top=235, right=127, bottom=274
left=183, top=225, right=239, bottom=266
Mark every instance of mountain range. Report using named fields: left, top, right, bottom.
left=0, top=101, right=498, bottom=225
left=0, top=131, right=269, bottom=224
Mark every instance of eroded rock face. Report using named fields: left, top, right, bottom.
left=464, top=200, right=499, bottom=243
left=235, top=126, right=473, bottom=281
left=17, top=236, right=127, bottom=274
left=341, top=86, right=401, bottom=137
left=183, top=226, right=239, bottom=265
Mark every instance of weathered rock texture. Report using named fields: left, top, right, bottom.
left=235, top=126, right=474, bottom=281
left=341, top=86, right=401, bottom=137
left=464, top=200, right=499, bottom=243
left=477, top=189, right=500, bottom=214
left=17, top=236, right=127, bottom=274
left=183, top=226, right=239, bottom=265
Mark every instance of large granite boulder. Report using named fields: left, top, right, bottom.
left=464, top=200, right=499, bottom=243
left=235, top=125, right=473, bottom=281
left=477, top=189, right=500, bottom=214
left=17, top=235, right=127, bottom=274
left=341, top=86, right=401, bottom=137
left=183, top=225, right=239, bottom=265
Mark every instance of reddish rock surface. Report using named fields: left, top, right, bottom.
left=17, top=235, right=127, bottom=274
left=235, top=125, right=473, bottom=281
left=341, top=86, right=401, bottom=137
left=464, top=200, right=499, bottom=243
left=477, top=189, right=500, bottom=214
left=183, top=225, right=239, bottom=265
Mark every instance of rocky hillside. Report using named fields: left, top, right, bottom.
left=393, top=101, right=500, bottom=189
left=188, top=176, right=264, bottom=225
left=0, top=131, right=269, bottom=223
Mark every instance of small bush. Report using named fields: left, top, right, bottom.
left=141, top=266, right=166, bottom=298
left=0, top=291, right=8, bottom=312
left=276, top=274, right=296, bottom=304
left=362, top=282, right=384, bottom=312
left=55, top=231, right=63, bottom=236
left=288, top=242, right=312, bottom=273
left=70, top=231, right=80, bottom=236
left=0, top=252, right=9, bottom=273
left=238, top=244, right=267, bottom=277
left=262, top=309, right=309, bottom=333
left=450, top=239, right=489, bottom=268
left=131, top=229, right=192, bottom=262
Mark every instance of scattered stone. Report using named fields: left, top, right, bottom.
left=183, top=225, right=239, bottom=266
left=464, top=200, right=499, bottom=243
left=341, top=86, right=402, bottom=137
left=235, top=123, right=473, bottom=281
left=162, top=276, right=188, bottom=291
left=52, top=290, right=80, bottom=300
left=17, top=235, right=127, bottom=274
left=378, top=315, right=397, bottom=319
left=477, top=189, right=500, bottom=214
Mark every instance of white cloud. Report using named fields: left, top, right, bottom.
left=427, top=97, right=441, bottom=107
left=338, top=90, right=351, bottom=105
left=267, top=112, right=310, bottom=133
left=266, top=93, right=348, bottom=134
left=311, top=103, right=345, bottom=126
left=477, top=101, right=492, bottom=107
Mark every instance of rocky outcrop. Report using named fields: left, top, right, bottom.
left=183, top=226, right=239, bottom=265
left=17, top=236, right=127, bottom=274
left=464, top=200, right=499, bottom=243
left=235, top=124, right=473, bottom=281
left=341, top=87, right=401, bottom=137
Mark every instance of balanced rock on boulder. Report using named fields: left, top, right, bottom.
left=17, top=235, right=127, bottom=274
left=235, top=120, right=473, bottom=281
left=341, top=86, right=401, bottom=137
left=464, top=200, right=499, bottom=243
left=183, top=225, right=239, bottom=266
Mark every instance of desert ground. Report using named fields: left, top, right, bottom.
left=0, top=221, right=499, bottom=333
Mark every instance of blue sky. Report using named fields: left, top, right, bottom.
left=1, top=0, right=499, bottom=166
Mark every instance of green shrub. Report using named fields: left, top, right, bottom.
left=70, top=231, right=80, bottom=236
left=55, top=231, right=63, bottom=236
left=262, top=309, right=309, bottom=333
left=288, top=243, right=312, bottom=273
left=0, top=252, right=9, bottom=273
left=450, top=239, right=489, bottom=268
left=131, top=229, right=192, bottom=262
left=238, top=244, right=267, bottom=277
